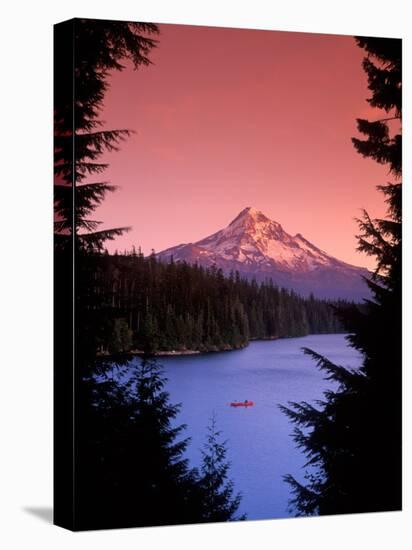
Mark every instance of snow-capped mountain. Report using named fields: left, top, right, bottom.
left=157, top=207, right=370, bottom=300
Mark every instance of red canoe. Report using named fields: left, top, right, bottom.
left=230, top=401, right=254, bottom=407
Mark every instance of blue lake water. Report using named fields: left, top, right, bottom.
left=132, top=334, right=363, bottom=520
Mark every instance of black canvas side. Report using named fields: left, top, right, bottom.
left=53, top=18, right=76, bottom=531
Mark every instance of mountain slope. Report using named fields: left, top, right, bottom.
left=157, top=207, right=370, bottom=300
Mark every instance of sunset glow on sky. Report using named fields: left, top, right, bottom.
left=97, top=23, right=390, bottom=270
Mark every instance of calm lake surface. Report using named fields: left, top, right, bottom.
left=134, top=334, right=362, bottom=520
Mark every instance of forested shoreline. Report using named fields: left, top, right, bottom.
left=84, top=250, right=347, bottom=356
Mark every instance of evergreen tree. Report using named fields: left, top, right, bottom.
left=281, top=36, right=402, bottom=515
left=109, top=318, right=133, bottom=354
left=199, top=414, right=244, bottom=522
left=54, top=19, right=158, bottom=252
left=78, top=357, right=208, bottom=528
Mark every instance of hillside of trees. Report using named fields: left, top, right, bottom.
left=86, top=251, right=346, bottom=356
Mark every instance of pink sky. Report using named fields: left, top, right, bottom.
left=96, top=23, right=390, bottom=270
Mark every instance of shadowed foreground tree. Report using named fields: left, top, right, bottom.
left=199, top=414, right=245, bottom=522
left=77, top=358, right=243, bottom=528
left=280, top=36, right=402, bottom=515
left=54, top=18, right=158, bottom=252
left=77, top=357, right=197, bottom=528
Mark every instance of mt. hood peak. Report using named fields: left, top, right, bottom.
left=157, top=207, right=369, bottom=300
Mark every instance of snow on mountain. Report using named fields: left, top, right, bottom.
left=157, top=207, right=370, bottom=301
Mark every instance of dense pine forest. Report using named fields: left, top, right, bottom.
left=86, top=251, right=345, bottom=356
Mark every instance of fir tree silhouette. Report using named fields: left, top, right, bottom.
left=199, top=413, right=245, bottom=522
left=54, top=19, right=158, bottom=252
left=77, top=357, right=209, bottom=528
